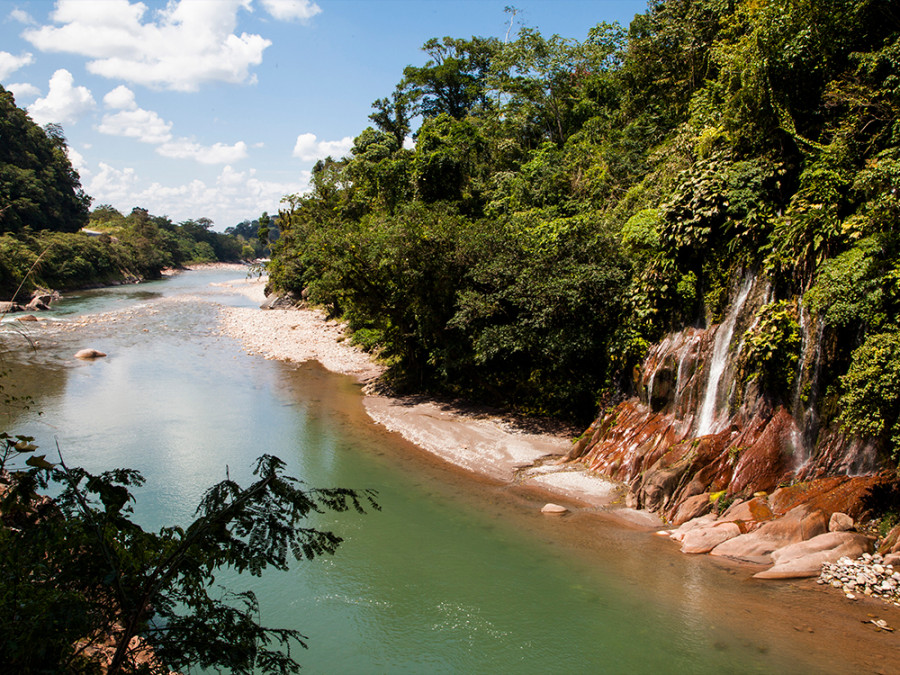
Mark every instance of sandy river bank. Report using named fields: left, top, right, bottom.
left=216, top=275, right=641, bottom=516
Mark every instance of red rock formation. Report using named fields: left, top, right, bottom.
left=567, top=272, right=896, bottom=523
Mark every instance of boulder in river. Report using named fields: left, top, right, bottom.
left=541, top=503, right=568, bottom=515
left=75, top=349, right=107, bottom=360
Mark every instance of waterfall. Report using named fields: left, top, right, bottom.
left=695, top=274, right=754, bottom=437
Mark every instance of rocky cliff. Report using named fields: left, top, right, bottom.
left=567, top=271, right=895, bottom=525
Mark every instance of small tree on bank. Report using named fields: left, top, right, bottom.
left=0, top=436, right=378, bottom=674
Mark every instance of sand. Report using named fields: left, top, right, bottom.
left=217, top=276, right=628, bottom=512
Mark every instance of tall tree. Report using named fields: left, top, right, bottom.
left=0, top=86, right=91, bottom=234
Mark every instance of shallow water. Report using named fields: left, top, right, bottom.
left=2, top=270, right=892, bottom=673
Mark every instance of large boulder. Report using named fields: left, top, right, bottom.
left=753, top=532, right=874, bottom=579
left=681, top=522, right=742, bottom=554
left=666, top=513, right=719, bottom=543
left=0, top=301, right=23, bottom=314
left=671, top=493, right=712, bottom=526
left=260, top=291, right=301, bottom=310
left=709, top=504, right=829, bottom=564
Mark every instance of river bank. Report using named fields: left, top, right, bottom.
left=216, top=275, right=639, bottom=515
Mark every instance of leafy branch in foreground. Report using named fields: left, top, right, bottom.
left=0, top=440, right=378, bottom=674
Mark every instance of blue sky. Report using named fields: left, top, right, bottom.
left=1, top=0, right=648, bottom=230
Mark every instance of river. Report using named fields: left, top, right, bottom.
left=2, top=269, right=893, bottom=674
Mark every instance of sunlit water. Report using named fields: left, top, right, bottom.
left=1, top=270, right=867, bottom=674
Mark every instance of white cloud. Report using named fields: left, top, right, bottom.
left=7, top=82, right=40, bottom=101
left=27, top=69, right=96, bottom=126
left=103, top=85, right=138, bottom=110
left=260, top=0, right=321, bottom=22
left=66, top=146, right=87, bottom=174
left=9, top=9, right=36, bottom=25
left=86, top=162, right=139, bottom=204
left=157, top=140, right=248, bottom=164
left=0, top=51, right=34, bottom=80
left=23, top=0, right=271, bottom=92
left=292, top=133, right=353, bottom=162
left=84, top=161, right=309, bottom=228
left=99, top=107, right=174, bottom=144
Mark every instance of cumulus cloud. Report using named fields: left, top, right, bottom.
left=103, top=85, right=138, bottom=110
left=9, top=9, right=36, bottom=25
left=66, top=146, right=87, bottom=175
left=7, top=82, right=40, bottom=101
left=27, top=69, right=96, bottom=126
left=85, top=162, right=139, bottom=203
left=0, top=51, right=34, bottom=80
left=96, top=85, right=245, bottom=163
left=99, top=108, right=174, bottom=144
left=22, top=0, right=271, bottom=92
left=292, top=133, right=353, bottom=162
left=84, top=161, right=310, bottom=228
left=157, top=140, right=248, bottom=164
left=260, top=0, right=322, bottom=22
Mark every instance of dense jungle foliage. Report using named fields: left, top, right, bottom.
left=267, top=0, right=900, bottom=447
left=0, top=85, right=266, bottom=301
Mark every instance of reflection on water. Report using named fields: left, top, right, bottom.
left=0, top=269, right=875, bottom=674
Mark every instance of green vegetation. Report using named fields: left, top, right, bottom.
left=0, top=435, right=377, bottom=674
left=266, top=0, right=900, bottom=443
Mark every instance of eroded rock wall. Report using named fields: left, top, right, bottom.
left=570, top=272, right=889, bottom=522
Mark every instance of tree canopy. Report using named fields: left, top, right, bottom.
left=0, top=86, right=91, bottom=235
left=266, top=0, right=900, bottom=443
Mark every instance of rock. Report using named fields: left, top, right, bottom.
left=668, top=513, right=719, bottom=543
left=260, top=291, right=301, bottom=310
left=878, top=524, right=900, bottom=555
left=75, top=349, right=107, bottom=360
left=0, top=301, right=23, bottom=314
left=671, top=493, right=712, bottom=526
left=541, top=503, right=568, bottom=515
left=829, top=512, right=855, bottom=532
left=884, top=553, right=900, bottom=567
left=710, top=504, right=828, bottom=563
left=25, top=298, right=50, bottom=311
left=681, top=522, right=742, bottom=554
left=15, top=314, right=39, bottom=322
left=755, top=532, right=874, bottom=579
left=720, top=496, right=775, bottom=524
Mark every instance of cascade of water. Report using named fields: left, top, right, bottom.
left=695, top=274, right=754, bottom=437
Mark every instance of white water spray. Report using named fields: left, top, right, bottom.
left=695, top=275, right=754, bottom=437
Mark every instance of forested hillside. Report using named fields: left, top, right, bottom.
left=267, top=0, right=899, bottom=467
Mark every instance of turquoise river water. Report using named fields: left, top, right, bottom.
left=2, top=269, right=893, bottom=674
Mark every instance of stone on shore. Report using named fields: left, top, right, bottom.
left=829, top=512, right=855, bottom=532
left=0, top=301, right=23, bottom=313
left=681, top=522, right=742, bottom=554
left=709, top=504, right=828, bottom=563
left=754, top=532, right=874, bottom=579
left=75, top=349, right=107, bottom=360
left=668, top=513, right=719, bottom=543
left=671, top=493, right=712, bottom=526
left=15, top=314, right=39, bottom=322
left=541, top=503, right=568, bottom=515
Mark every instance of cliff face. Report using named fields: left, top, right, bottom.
left=569, top=272, right=891, bottom=523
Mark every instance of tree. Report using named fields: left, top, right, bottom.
left=0, top=438, right=378, bottom=674
left=402, top=36, right=501, bottom=120
left=0, top=86, right=91, bottom=235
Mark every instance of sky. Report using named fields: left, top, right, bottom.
left=0, top=0, right=648, bottom=231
